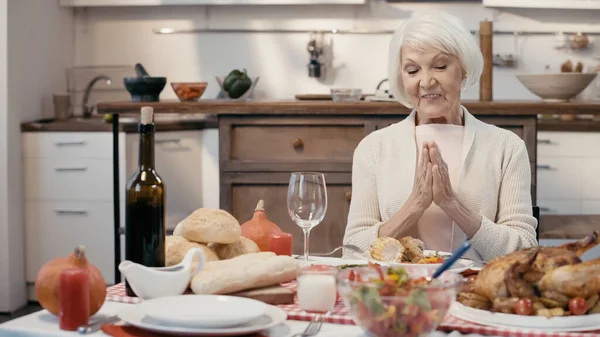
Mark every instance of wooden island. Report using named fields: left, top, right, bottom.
left=98, top=99, right=600, bottom=255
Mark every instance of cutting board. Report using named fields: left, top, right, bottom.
left=229, top=285, right=296, bottom=305
left=295, top=94, right=370, bottom=100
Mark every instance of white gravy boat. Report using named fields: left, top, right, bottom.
left=118, top=247, right=206, bottom=300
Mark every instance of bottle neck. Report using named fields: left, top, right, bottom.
left=138, top=124, right=155, bottom=170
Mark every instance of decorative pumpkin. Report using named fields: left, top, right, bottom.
left=35, top=245, right=106, bottom=316
left=240, top=200, right=283, bottom=251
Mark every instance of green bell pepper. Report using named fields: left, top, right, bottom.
left=223, top=69, right=252, bottom=99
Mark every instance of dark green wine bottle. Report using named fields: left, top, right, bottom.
left=124, top=106, right=166, bottom=297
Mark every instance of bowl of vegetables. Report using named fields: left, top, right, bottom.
left=336, top=264, right=462, bottom=337
left=216, top=69, right=259, bottom=100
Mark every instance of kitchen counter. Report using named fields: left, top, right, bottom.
left=94, top=99, right=600, bottom=244
left=20, top=114, right=217, bottom=133
left=97, top=99, right=600, bottom=116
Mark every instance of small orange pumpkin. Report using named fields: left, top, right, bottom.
left=240, top=200, right=283, bottom=251
left=35, top=245, right=106, bottom=316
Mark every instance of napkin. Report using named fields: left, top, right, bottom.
left=101, top=324, right=268, bottom=337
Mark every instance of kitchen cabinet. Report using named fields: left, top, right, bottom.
left=219, top=113, right=536, bottom=257
left=59, top=0, right=365, bottom=6
left=22, top=132, right=126, bottom=297
left=536, top=131, right=600, bottom=215
left=483, top=0, right=600, bottom=10
left=22, top=129, right=210, bottom=300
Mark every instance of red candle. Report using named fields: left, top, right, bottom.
left=59, top=269, right=90, bottom=331
left=268, top=232, right=293, bottom=256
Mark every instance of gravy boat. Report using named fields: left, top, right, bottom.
left=118, top=247, right=206, bottom=300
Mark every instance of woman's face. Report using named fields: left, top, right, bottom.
left=400, top=46, right=464, bottom=124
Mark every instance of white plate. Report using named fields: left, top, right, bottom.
left=376, top=250, right=475, bottom=273
left=138, top=295, right=267, bottom=328
left=300, top=251, right=474, bottom=273
left=118, top=303, right=287, bottom=336
left=450, top=301, right=600, bottom=332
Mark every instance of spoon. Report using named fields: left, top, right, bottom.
left=431, top=240, right=471, bottom=279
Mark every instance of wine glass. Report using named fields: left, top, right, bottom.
left=287, top=172, right=328, bottom=262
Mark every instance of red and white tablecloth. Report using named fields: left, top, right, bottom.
left=106, top=282, right=600, bottom=337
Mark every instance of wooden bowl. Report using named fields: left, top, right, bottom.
left=516, top=73, right=597, bottom=102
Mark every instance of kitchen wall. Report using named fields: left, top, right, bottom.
left=0, top=0, right=74, bottom=313
left=72, top=1, right=600, bottom=101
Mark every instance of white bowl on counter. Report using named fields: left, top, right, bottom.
left=516, top=73, right=597, bottom=102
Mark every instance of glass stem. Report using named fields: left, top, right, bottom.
left=303, top=228, right=311, bottom=261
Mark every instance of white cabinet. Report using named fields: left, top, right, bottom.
left=125, top=130, right=212, bottom=222
left=536, top=131, right=600, bottom=215
left=59, top=0, right=365, bottom=6
left=484, top=0, right=600, bottom=10
left=22, top=129, right=217, bottom=298
left=22, top=132, right=125, bottom=294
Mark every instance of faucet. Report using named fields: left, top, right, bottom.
left=82, top=75, right=112, bottom=118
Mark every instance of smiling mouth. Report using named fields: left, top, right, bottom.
left=421, top=94, right=442, bottom=99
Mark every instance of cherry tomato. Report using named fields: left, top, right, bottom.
left=514, top=298, right=533, bottom=316
left=569, top=297, right=588, bottom=315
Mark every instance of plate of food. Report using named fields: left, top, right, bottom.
left=368, top=236, right=474, bottom=273
left=452, top=231, right=600, bottom=331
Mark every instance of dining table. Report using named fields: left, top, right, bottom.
left=0, top=256, right=541, bottom=337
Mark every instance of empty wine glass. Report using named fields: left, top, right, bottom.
left=287, top=172, right=328, bottom=261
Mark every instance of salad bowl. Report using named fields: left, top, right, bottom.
left=336, top=264, right=462, bottom=337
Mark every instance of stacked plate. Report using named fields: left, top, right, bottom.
left=118, top=295, right=287, bottom=336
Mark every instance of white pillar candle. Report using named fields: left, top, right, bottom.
left=297, top=274, right=337, bottom=313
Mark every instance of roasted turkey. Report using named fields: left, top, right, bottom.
left=458, top=231, right=600, bottom=315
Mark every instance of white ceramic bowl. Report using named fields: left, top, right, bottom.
left=516, top=73, right=597, bottom=102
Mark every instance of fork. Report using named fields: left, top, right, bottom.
left=292, top=314, right=325, bottom=337
left=295, top=244, right=362, bottom=259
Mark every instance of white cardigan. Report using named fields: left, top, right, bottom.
left=342, top=107, right=538, bottom=261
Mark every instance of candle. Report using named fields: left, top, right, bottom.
left=268, top=232, right=293, bottom=256
left=296, top=265, right=337, bottom=313
left=59, top=269, right=90, bottom=331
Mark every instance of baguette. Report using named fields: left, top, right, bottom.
left=191, top=252, right=297, bottom=295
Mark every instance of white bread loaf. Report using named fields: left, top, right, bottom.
left=174, top=208, right=241, bottom=244
left=165, top=235, right=219, bottom=266
left=191, top=252, right=297, bottom=295
left=207, top=236, right=260, bottom=260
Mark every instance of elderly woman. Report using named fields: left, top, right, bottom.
left=342, top=11, right=537, bottom=262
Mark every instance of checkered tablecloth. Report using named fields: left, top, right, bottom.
left=105, top=282, right=600, bottom=337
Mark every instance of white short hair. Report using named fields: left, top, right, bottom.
left=388, top=11, right=484, bottom=108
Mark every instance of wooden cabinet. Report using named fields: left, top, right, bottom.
left=219, top=113, right=537, bottom=256
left=223, top=172, right=352, bottom=255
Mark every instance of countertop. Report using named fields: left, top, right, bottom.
left=24, top=100, right=600, bottom=132
left=20, top=114, right=218, bottom=133
left=97, top=99, right=600, bottom=115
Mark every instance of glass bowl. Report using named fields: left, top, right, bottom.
left=336, top=265, right=462, bottom=337
left=331, top=88, right=362, bottom=102
left=171, top=82, right=208, bottom=102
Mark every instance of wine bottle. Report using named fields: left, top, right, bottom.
left=124, top=106, right=166, bottom=297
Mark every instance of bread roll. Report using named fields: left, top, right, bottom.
left=175, top=208, right=241, bottom=244
left=165, top=235, right=219, bottom=266
left=191, top=252, right=297, bottom=295
left=208, top=237, right=260, bottom=260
